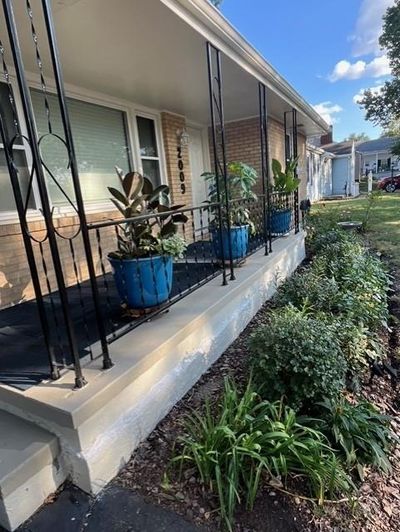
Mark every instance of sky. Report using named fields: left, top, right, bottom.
left=218, top=0, right=394, bottom=142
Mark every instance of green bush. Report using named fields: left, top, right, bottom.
left=305, top=212, right=341, bottom=252
left=310, top=239, right=389, bottom=330
left=175, top=378, right=353, bottom=529
left=317, top=397, right=395, bottom=479
left=276, top=269, right=340, bottom=313
left=308, top=227, right=362, bottom=258
left=331, top=319, right=383, bottom=384
left=249, top=307, right=347, bottom=409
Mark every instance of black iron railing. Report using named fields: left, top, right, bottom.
left=87, top=203, right=224, bottom=343
left=0, top=0, right=302, bottom=389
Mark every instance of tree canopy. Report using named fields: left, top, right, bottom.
left=380, top=120, right=400, bottom=138
left=343, top=133, right=370, bottom=142
left=360, top=1, right=400, bottom=129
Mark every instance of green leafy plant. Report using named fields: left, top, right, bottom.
left=306, top=229, right=390, bottom=330
left=249, top=306, right=347, bottom=409
left=275, top=268, right=383, bottom=384
left=271, top=157, right=300, bottom=194
left=174, top=378, right=353, bottom=530
left=276, top=269, right=341, bottom=313
left=108, top=168, right=188, bottom=259
left=317, top=397, right=396, bottom=479
left=203, top=161, right=258, bottom=233
left=331, top=319, right=383, bottom=385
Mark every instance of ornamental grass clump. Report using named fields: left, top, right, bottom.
left=175, top=378, right=353, bottom=530
left=249, top=306, right=347, bottom=409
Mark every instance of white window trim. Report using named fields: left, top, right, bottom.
left=0, top=78, right=42, bottom=223
left=0, top=71, right=168, bottom=224
left=133, top=110, right=168, bottom=186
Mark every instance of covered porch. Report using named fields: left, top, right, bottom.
left=0, top=0, right=326, bottom=389
left=0, top=1, right=327, bottom=528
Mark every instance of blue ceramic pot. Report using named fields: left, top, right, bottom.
left=269, top=209, right=292, bottom=235
left=109, top=255, right=173, bottom=309
left=211, top=225, right=249, bottom=260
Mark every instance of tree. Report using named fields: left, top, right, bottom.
left=393, top=143, right=400, bottom=157
left=380, top=120, right=400, bottom=137
left=209, top=0, right=223, bottom=7
left=343, top=132, right=370, bottom=142
left=359, top=1, right=400, bottom=129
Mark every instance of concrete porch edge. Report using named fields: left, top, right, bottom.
left=0, top=232, right=305, bottom=496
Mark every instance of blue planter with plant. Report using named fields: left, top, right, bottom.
left=269, top=157, right=300, bottom=236
left=109, top=255, right=173, bottom=309
left=269, top=209, right=292, bottom=235
left=108, top=169, right=187, bottom=309
left=211, top=224, right=249, bottom=260
left=203, top=162, right=257, bottom=262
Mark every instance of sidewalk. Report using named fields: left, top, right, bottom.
left=10, top=485, right=201, bottom=532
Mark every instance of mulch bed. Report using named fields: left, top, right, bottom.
left=114, top=262, right=400, bottom=532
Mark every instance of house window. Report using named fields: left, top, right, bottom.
left=30, top=89, right=131, bottom=205
left=136, top=116, right=161, bottom=187
left=0, top=82, right=34, bottom=213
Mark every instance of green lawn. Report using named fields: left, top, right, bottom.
left=314, top=192, right=400, bottom=268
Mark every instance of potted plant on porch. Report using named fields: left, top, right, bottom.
left=203, top=162, right=258, bottom=261
left=108, top=169, right=188, bottom=309
left=270, top=157, right=300, bottom=235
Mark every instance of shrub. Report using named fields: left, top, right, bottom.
left=249, top=307, right=347, bottom=409
left=317, top=397, right=395, bottom=479
left=276, top=269, right=340, bottom=313
left=331, top=319, right=383, bottom=385
left=312, top=242, right=389, bottom=330
left=308, top=227, right=362, bottom=258
left=175, top=378, right=353, bottom=529
left=305, top=211, right=341, bottom=252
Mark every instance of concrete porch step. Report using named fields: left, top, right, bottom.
left=0, top=411, right=65, bottom=531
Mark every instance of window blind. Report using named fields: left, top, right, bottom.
left=31, top=89, right=130, bottom=205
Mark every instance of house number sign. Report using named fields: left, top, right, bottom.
left=177, top=146, right=186, bottom=194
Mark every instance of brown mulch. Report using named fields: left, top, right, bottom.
left=114, top=265, right=400, bottom=532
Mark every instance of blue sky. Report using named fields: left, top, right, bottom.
left=218, top=0, right=394, bottom=141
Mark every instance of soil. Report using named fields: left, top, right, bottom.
left=114, top=261, right=400, bottom=532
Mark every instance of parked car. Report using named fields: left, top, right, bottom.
left=377, top=175, right=400, bottom=192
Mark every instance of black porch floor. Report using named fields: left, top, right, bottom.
left=0, top=260, right=220, bottom=390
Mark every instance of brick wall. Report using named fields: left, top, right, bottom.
left=0, top=113, right=308, bottom=310
left=161, top=112, right=194, bottom=241
left=208, top=116, right=307, bottom=201
left=0, top=212, right=117, bottom=309
left=161, top=112, right=193, bottom=207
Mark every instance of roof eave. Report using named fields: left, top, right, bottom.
left=161, top=0, right=330, bottom=133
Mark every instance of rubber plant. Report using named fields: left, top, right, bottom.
left=107, top=168, right=187, bottom=309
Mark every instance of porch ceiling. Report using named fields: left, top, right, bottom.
left=1, top=0, right=324, bottom=134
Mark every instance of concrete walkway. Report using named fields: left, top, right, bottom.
left=7, top=485, right=200, bottom=532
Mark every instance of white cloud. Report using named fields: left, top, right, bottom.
left=313, top=102, right=343, bottom=125
left=353, top=84, right=384, bottom=104
left=351, top=0, right=395, bottom=57
left=329, top=55, right=390, bottom=82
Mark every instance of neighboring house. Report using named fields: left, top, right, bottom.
left=0, top=1, right=328, bottom=529
left=306, top=143, right=334, bottom=201
left=357, top=137, right=400, bottom=177
left=320, top=140, right=360, bottom=197
left=308, top=135, right=400, bottom=201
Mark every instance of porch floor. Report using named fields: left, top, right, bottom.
left=0, top=261, right=219, bottom=390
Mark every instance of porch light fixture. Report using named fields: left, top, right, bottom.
left=177, top=128, right=190, bottom=148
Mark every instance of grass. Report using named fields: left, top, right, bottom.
left=314, top=191, right=400, bottom=268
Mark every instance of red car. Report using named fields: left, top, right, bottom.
left=377, top=175, right=400, bottom=192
